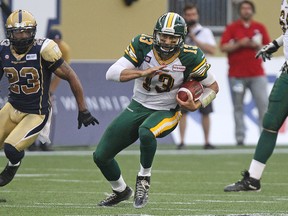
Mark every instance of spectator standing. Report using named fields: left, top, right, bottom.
left=178, top=4, right=217, bottom=149
left=220, top=0, right=271, bottom=145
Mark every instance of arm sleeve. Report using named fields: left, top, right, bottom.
left=200, top=70, right=216, bottom=86
left=106, top=57, right=136, bottom=82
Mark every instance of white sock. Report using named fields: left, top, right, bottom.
left=138, top=164, right=151, bottom=177
left=109, top=175, right=126, bottom=192
left=248, top=159, right=266, bottom=180
left=8, top=161, right=20, bottom=167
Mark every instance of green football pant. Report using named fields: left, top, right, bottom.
left=254, top=72, right=288, bottom=163
left=93, top=99, right=181, bottom=181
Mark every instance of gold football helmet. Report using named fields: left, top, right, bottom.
left=5, top=10, right=37, bottom=53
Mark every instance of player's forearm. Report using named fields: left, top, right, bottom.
left=55, top=63, right=87, bottom=111
left=49, top=76, right=61, bottom=94
left=106, top=57, right=137, bottom=82
left=185, top=100, right=202, bottom=112
left=67, top=76, right=87, bottom=112
left=198, top=81, right=218, bottom=108
left=119, top=69, right=146, bottom=82
left=205, top=81, right=219, bottom=94
left=106, top=66, right=144, bottom=82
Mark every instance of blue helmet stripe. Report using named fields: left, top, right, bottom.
left=18, top=10, right=22, bottom=23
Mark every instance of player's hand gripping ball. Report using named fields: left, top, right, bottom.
left=177, top=80, right=204, bottom=102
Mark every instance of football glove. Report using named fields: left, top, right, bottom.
left=77, top=110, right=99, bottom=129
left=255, top=40, right=280, bottom=62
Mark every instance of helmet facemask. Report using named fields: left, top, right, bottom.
left=6, top=27, right=36, bottom=53
left=154, top=31, right=183, bottom=59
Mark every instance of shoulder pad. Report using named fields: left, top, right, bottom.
left=34, top=38, right=46, bottom=46
left=182, top=44, right=199, bottom=53
left=124, top=34, right=153, bottom=65
left=138, top=34, right=153, bottom=45
left=40, top=39, right=62, bottom=62
left=179, top=44, right=203, bottom=65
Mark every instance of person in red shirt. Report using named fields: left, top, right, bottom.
left=220, top=0, right=271, bottom=145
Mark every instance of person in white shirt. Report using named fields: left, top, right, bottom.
left=178, top=4, right=217, bottom=150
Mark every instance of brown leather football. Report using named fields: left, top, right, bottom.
left=177, top=80, right=204, bottom=102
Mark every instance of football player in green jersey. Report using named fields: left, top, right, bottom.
left=224, top=0, right=288, bottom=192
left=93, top=12, right=219, bottom=208
left=0, top=10, right=98, bottom=187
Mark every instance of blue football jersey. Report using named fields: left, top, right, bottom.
left=0, top=38, right=64, bottom=114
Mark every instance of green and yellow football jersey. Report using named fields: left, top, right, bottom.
left=123, top=34, right=210, bottom=110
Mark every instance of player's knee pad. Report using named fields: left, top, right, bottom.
left=139, top=127, right=155, bottom=145
left=262, top=112, right=281, bottom=132
left=4, top=143, right=25, bottom=164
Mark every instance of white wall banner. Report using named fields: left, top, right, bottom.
left=1, top=57, right=286, bottom=146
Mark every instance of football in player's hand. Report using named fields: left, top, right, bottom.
left=177, top=80, right=204, bottom=102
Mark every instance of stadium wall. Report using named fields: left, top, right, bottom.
left=4, top=0, right=283, bottom=59
left=1, top=0, right=286, bottom=146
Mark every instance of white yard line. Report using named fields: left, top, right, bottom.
left=1, top=148, right=288, bottom=157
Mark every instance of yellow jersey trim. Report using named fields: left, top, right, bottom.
left=153, top=48, right=180, bottom=65
left=192, top=58, right=206, bottom=72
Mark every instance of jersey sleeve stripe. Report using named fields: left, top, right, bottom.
left=192, top=58, right=206, bottom=72
left=150, top=111, right=182, bottom=137
left=124, top=43, right=138, bottom=63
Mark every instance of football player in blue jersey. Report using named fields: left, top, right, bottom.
left=93, top=12, right=219, bottom=208
left=0, top=10, right=99, bottom=187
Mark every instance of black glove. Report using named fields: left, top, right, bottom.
left=255, top=40, right=280, bottom=62
left=77, top=110, right=99, bottom=129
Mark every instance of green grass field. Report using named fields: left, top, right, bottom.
left=1, top=145, right=288, bottom=216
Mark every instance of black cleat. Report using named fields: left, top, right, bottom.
left=0, top=162, right=21, bottom=187
left=98, top=186, right=133, bottom=206
left=224, top=170, right=261, bottom=192
left=177, top=143, right=185, bottom=150
left=27, top=143, right=38, bottom=151
left=133, top=175, right=150, bottom=208
left=203, top=143, right=216, bottom=149
left=39, top=143, right=54, bottom=151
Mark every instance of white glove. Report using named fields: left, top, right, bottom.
left=251, top=33, right=263, bottom=46
left=255, top=40, right=280, bottom=62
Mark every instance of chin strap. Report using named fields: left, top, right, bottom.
left=199, top=88, right=216, bottom=108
